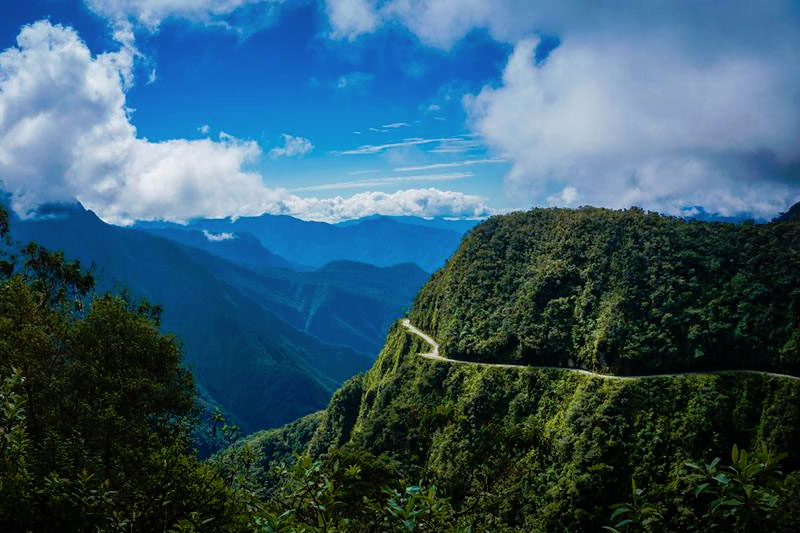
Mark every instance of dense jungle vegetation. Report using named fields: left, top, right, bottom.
left=227, top=205, right=800, bottom=531
left=411, top=207, right=800, bottom=374
left=228, top=321, right=800, bottom=531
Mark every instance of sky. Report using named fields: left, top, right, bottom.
left=0, top=0, right=799, bottom=224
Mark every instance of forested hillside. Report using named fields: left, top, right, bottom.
left=412, top=207, right=800, bottom=374
left=227, top=206, right=800, bottom=531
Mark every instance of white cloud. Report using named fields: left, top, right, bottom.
left=203, top=229, right=236, bottom=241
left=198, top=124, right=210, bottom=135
left=382, top=122, right=410, bottom=129
left=86, top=0, right=283, bottom=30
left=0, top=21, right=278, bottom=225
left=426, top=137, right=484, bottom=154
left=547, top=186, right=579, bottom=207
left=325, top=0, right=380, bottom=40
left=332, top=137, right=462, bottom=155
left=347, top=169, right=379, bottom=175
left=0, top=21, right=487, bottom=224
left=284, top=188, right=492, bottom=222
left=394, top=158, right=506, bottom=172
left=268, top=133, right=313, bottom=158
left=324, top=0, right=499, bottom=47
left=465, top=34, right=800, bottom=218
left=292, top=172, right=472, bottom=191
left=323, top=0, right=800, bottom=217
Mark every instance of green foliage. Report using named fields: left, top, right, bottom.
left=602, top=478, right=664, bottom=532
left=231, top=451, right=462, bottom=532
left=237, top=207, right=800, bottom=531
left=685, top=444, right=788, bottom=531
left=0, top=205, right=251, bottom=531
left=379, top=484, right=454, bottom=531
left=0, top=368, right=32, bottom=517
left=607, top=444, right=795, bottom=532
left=255, top=282, right=800, bottom=530
left=412, top=207, right=800, bottom=374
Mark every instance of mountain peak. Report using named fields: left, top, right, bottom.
left=773, top=201, right=800, bottom=222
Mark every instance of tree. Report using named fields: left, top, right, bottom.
left=0, top=205, right=249, bottom=531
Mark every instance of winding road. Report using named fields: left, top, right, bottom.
left=400, top=319, right=800, bottom=382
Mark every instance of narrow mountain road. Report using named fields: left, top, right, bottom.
left=400, top=319, right=800, bottom=381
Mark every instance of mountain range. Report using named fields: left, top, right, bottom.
left=6, top=203, right=436, bottom=433
left=136, top=213, right=472, bottom=273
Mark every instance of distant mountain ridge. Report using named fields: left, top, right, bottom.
left=138, top=213, right=469, bottom=272
left=335, top=214, right=482, bottom=234
left=141, top=226, right=308, bottom=272
left=6, top=203, right=395, bottom=433
left=774, top=201, right=800, bottom=222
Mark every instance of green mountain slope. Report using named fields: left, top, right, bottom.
left=412, top=207, right=800, bottom=374
left=9, top=204, right=372, bottom=433
left=243, top=206, right=800, bottom=531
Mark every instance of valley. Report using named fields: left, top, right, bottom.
left=1, top=2, right=798, bottom=529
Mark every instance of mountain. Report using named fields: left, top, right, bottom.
left=336, top=215, right=483, bottom=235
left=412, top=206, right=800, bottom=374
left=141, top=226, right=308, bottom=271
left=774, top=200, right=800, bottom=222
left=238, top=206, right=800, bottom=530
left=8, top=203, right=372, bottom=433
left=155, top=214, right=466, bottom=272
left=174, top=248, right=429, bottom=356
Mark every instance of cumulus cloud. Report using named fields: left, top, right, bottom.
left=324, top=0, right=800, bottom=217
left=325, top=0, right=380, bottom=40
left=0, top=21, right=486, bottom=224
left=268, top=134, right=314, bottom=158
left=283, top=188, right=492, bottom=222
left=0, top=21, right=274, bottom=224
left=465, top=34, right=800, bottom=218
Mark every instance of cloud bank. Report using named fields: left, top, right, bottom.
left=0, top=21, right=488, bottom=224
left=325, top=0, right=800, bottom=217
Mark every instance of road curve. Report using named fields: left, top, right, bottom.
left=400, top=319, right=800, bottom=382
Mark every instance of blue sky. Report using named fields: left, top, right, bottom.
left=0, top=0, right=798, bottom=223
